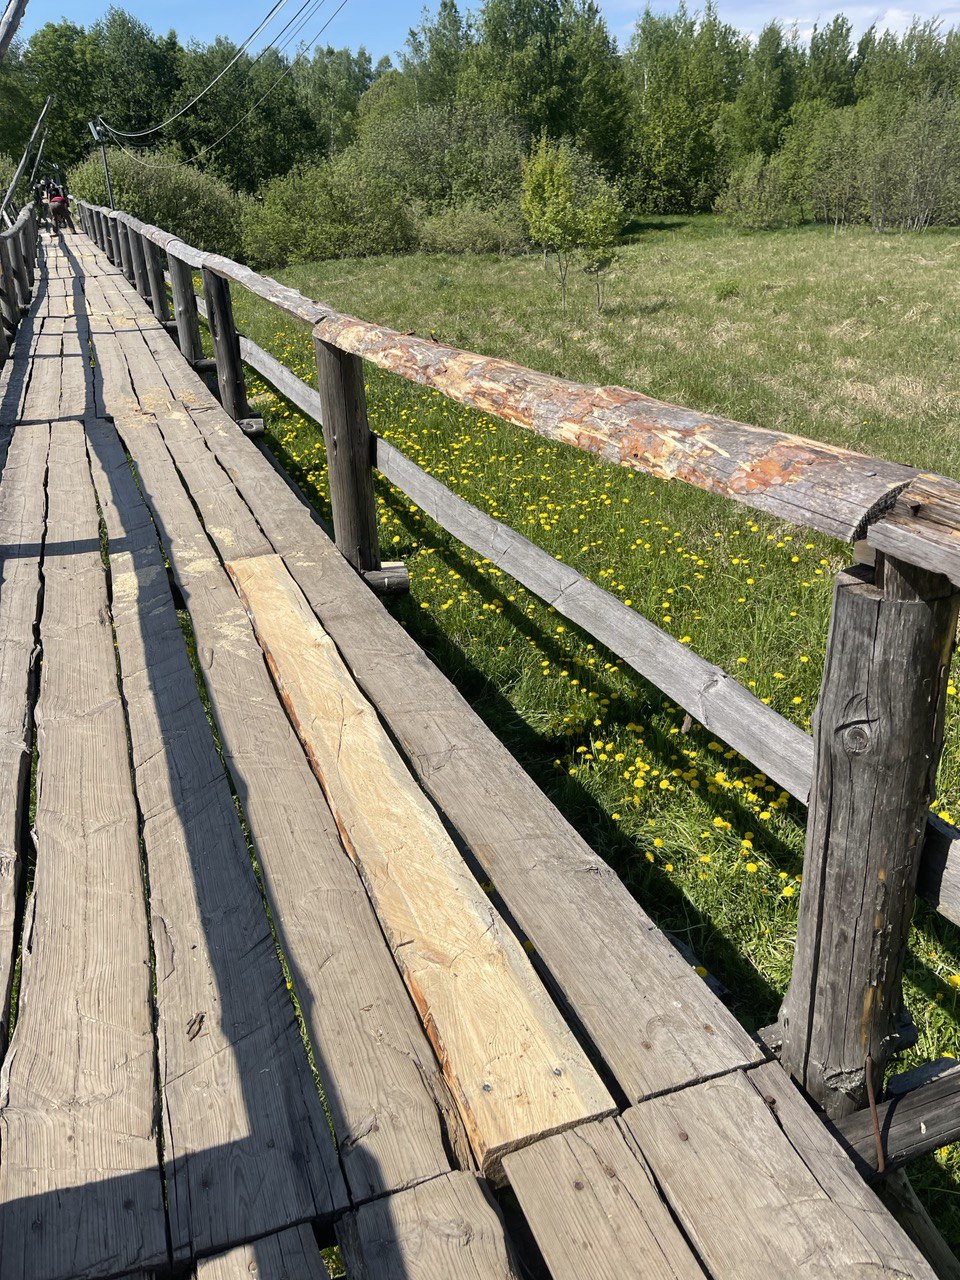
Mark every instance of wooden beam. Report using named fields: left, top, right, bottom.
left=627, top=1061, right=936, bottom=1278
left=834, top=1064, right=960, bottom=1177
left=228, top=552, right=616, bottom=1176
left=780, top=559, right=960, bottom=1119
left=0, top=422, right=168, bottom=1280
left=194, top=1226, right=328, bottom=1279
left=502, top=1116, right=704, bottom=1279
left=337, top=1172, right=521, bottom=1279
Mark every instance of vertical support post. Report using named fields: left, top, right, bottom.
left=167, top=251, right=203, bottom=366
left=108, top=216, right=123, bottom=269
left=0, top=239, right=19, bottom=332
left=18, top=221, right=33, bottom=288
left=116, top=220, right=134, bottom=282
left=6, top=230, right=29, bottom=309
left=201, top=266, right=256, bottom=426
left=142, top=237, right=170, bottom=324
left=780, top=555, right=960, bottom=1120
left=314, top=336, right=381, bottom=575
left=128, top=228, right=151, bottom=300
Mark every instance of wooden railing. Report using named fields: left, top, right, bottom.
left=76, top=198, right=960, bottom=1150
left=0, top=203, right=37, bottom=370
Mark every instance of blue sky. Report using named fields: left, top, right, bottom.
left=14, top=0, right=960, bottom=60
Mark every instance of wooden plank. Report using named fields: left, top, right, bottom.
left=834, top=1063, right=960, bottom=1176
left=625, top=1062, right=936, bottom=1278
left=780, top=560, right=959, bottom=1118
left=128, top=315, right=764, bottom=1103
left=870, top=475, right=960, bottom=588
left=375, top=437, right=813, bottom=802
left=228, top=552, right=615, bottom=1175
left=502, top=1116, right=705, bottom=1280
left=0, top=421, right=46, bottom=1054
left=193, top=1226, right=327, bottom=1279
left=336, top=1171, right=520, bottom=1279
left=84, top=418, right=346, bottom=1258
left=84, top=311, right=465, bottom=1199
left=0, top=420, right=168, bottom=1280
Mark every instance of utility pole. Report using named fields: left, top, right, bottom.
left=88, top=119, right=114, bottom=210
left=0, top=0, right=28, bottom=66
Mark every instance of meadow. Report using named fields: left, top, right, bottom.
left=228, top=215, right=960, bottom=1240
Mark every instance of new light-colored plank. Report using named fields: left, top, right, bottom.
left=502, top=1117, right=705, bottom=1280
left=228, top=551, right=615, bottom=1176
left=91, top=243, right=763, bottom=1102
left=194, top=1225, right=327, bottom=1279
left=83, top=298, right=467, bottom=1199
left=0, top=421, right=46, bottom=1053
left=84, top=417, right=345, bottom=1258
left=336, top=1172, right=520, bottom=1279
left=625, top=1062, right=936, bottom=1278
left=0, top=421, right=167, bottom=1280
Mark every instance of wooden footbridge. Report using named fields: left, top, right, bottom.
left=0, top=197, right=958, bottom=1278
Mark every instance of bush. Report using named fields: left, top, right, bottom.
left=242, top=152, right=413, bottom=267
left=716, top=151, right=803, bottom=229
left=415, top=201, right=527, bottom=254
left=70, top=147, right=246, bottom=256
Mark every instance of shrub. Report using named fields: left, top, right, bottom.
left=716, top=151, right=803, bottom=229
left=70, top=147, right=246, bottom=256
left=243, top=152, right=413, bottom=267
left=415, top=201, right=527, bottom=255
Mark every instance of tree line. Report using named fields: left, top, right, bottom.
left=3, top=2, right=960, bottom=264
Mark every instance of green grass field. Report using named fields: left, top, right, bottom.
left=229, top=215, right=960, bottom=1243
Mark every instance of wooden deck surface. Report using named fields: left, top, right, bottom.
left=0, top=230, right=942, bottom=1277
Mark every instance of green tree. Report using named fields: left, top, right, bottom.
left=293, top=44, right=378, bottom=155
left=403, top=1, right=471, bottom=106
left=560, top=1, right=628, bottom=172
left=19, top=21, right=99, bottom=167
left=799, top=15, right=855, bottom=107
left=716, top=22, right=799, bottom=165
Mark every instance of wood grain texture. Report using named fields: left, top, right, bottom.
left=0, top=421, right=46, bottom=1054
left=228, top=551, right=616, bottom=1176
left=626, top=1062, right=936, bottom=1278
left=780, top=561, right=959, bottom=1118
left=336, top=1172, right=520, bottom=1279
left=193, top=1225, right=327, bottom=1279
left=0, top=421, right=168, bottom=1280
left=84, top=417, right=345, bottom=1259
left=127, top=316, right=763, bottom=1102
left=78, top=203, right=921, bottom=543
left=502, top=1117, right=705, bottom=1280
left=869, top=475, right=960, bottom=588
left=81, top=269, right=466, bottom=1200
left=835, top=1063, right=960, bottom=1176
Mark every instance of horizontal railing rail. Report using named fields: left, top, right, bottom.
left=76, top=198, right=960, bottom=1135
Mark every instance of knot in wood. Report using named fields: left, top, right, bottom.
left=842, top=723, right=872, bottom=755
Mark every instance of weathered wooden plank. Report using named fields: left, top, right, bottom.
left=336, top=1172, right=520, bottom=1279
left=878, top=1171, right=960, bottom=1280
left=84, top=317, right=465, bottom=1198
left=194, top=1226, right=328, bottom=1279
left=228, top=552, right=616, bottom=1176
left=376, top=436, right=813, bottom=802
left=502, top=1117, right=705, bottom=1280
left=129, top=316, right=764, bottom=1102
left=626, top=1062, right=936, bottom=1278
left=835, top=1063, right=960, bottom=1176
left=0, top=420, right=168, bottom=1280
left=869, top=475, right=960, bottom=588
left=780, top=559, right=960, bottom=1118
left=0, top=421, right=46, bottom=1055
left=84, top=417, right=346, bottom=1258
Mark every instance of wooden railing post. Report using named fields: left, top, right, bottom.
left=116, top=220, right=134, bottom=282
left=167, top=251, right=204, bottom=367
left=0, top=241, right=19, bottom=334
left=200, top=266, right=261, bottom=433
left=142, top=237, right=170, bottom=325
left=127, top=225, right=151, bottom=301
left=780, top=554, right=960, bottom=1120
left=108, top=215, right=123, bottom=269
left=314, top=338, right=381, bottom=576
left=18, top=220, right=33, bottom=289
left=4, top=230, right=29, bottom=311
